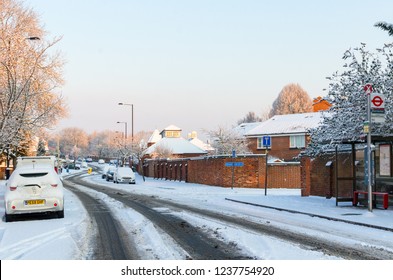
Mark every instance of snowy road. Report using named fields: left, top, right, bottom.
left=64, top=169, right=393, bottom=260
left=1, top=166, right=393, bottom=260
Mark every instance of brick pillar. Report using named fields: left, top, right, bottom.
left=301, top=156, right=311, bottom=197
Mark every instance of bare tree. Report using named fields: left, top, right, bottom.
left=261, top=105, right=273, bottom=121
left=0, top=0, right=66, bottom=155
left=58, top=128, right=88, bottom=158
left=151, top=145, right=175, bottom=159
left=270, top=83, right=312, bottom=116
left=237, top=111, right=262, bottom=125
left=206, top=125, right=250, bottom=155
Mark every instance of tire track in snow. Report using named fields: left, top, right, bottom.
left=0, top=227, right=68, bottom=259
left=64, top=180, right=139, bottom=260
left=68, top=173, right=249, bottom=260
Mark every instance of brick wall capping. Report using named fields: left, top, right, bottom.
left=268, top=162, right=300, bottom=166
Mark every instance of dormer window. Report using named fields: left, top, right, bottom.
left=165, top=131, right=181, bottom=138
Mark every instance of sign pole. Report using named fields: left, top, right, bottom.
left=262, top=136, right=271, bottom=196
left=265, top=148, right=268, bottom=196
left=364, top=84, right=373, bottom=212
left=231, top=149, right=236, bottom=189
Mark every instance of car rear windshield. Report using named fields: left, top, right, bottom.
left=19, top=172, right=49, bottom=178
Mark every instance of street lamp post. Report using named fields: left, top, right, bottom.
left=116, top=121, right=128, bottom=141
left=118, top=103, right=134, bottom=144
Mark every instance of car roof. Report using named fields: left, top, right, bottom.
left=14, top=165, right=56, bottom=173
left=17, top=156, right=56, bottom=167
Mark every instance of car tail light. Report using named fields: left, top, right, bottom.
left=51, top=184, right=58, bottom=188
left=9, top=186, right=17, bottom=191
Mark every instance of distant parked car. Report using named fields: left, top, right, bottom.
left=64, top=163, right=80, bottom=170
left=101, top=164, right=110, bottom=179
left=113, top=167, right=136, bottom=184
left=98, top=159, right=105, bottom=164
left=105, top=166, right=116, bottom=181
left=81, top=160, right=88, bottom=169
left=4, top=165, right=64, bottom=222
left=86, top=158, right=93, bottom=163
left=109, top=159, right=118, bottom=165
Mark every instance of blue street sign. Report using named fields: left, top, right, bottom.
left=225, top=162, right=244, bottom=167
left=262, top=136, right=271, bottom=147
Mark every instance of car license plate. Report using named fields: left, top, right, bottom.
left=25, top=199, right=45, bottom=205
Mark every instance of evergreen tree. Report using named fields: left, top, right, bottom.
left=375, top=21, right=393, bottom=36
left=306, top=43, right=393, bottom=157
left=37, top=139, right=47, bottom=156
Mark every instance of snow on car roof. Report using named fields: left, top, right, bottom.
left=14, top=164, right=55, bottom=172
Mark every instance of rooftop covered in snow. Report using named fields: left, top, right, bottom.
left=143, top=137, right=207, bottom=156
left=246, top=112, right=323, bottom=136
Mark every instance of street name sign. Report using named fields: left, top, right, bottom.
left=225, top=162, right=244, bottom=167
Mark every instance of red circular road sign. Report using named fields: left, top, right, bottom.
left=364, top=84, right=373, bottom=94
left=371, top=95, right=384, bottom=107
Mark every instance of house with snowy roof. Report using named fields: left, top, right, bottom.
left=245, top=112, right=323, bottom=161
left=234, top=122, right=263, bottom=137
left=187, top=131, right=215, bottom=154
left=143, top=125, right=208, bottom=159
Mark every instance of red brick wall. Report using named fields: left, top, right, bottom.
left=301, top=153, right=354, bottom=198
left=268, top=164, right=301, bottom=189
left=144, top=156, right=301, bottom=189
left=300, top=157, right=311, bottom=196
left=187, top=156, right=265, bottom=188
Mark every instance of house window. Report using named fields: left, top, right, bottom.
left=257, top=137, right=263, bottom=149
left=290, top=135, right=305, bottom=148
left=165, top=131, right=180, bottom=138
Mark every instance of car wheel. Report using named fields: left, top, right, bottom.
left=57, top=210, right=64, bottom=219
left=5, top=213, right=13, bottom=223
left=106, top=177, right=109, bottom=181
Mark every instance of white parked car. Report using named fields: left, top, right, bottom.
left=4, top=165, right=64, bottom=222
left=113, top=167, right=136, bottom=184
left=98, top=159, right=105, bottom=164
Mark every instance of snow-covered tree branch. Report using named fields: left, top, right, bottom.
left=206, top=125, right=250, bottom=155
left=306, top=43, right=393, bottom=157
left=0, top=0, right=66, bottom=156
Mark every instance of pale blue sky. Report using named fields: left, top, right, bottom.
left=25, top=0, right=393, bottom=139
